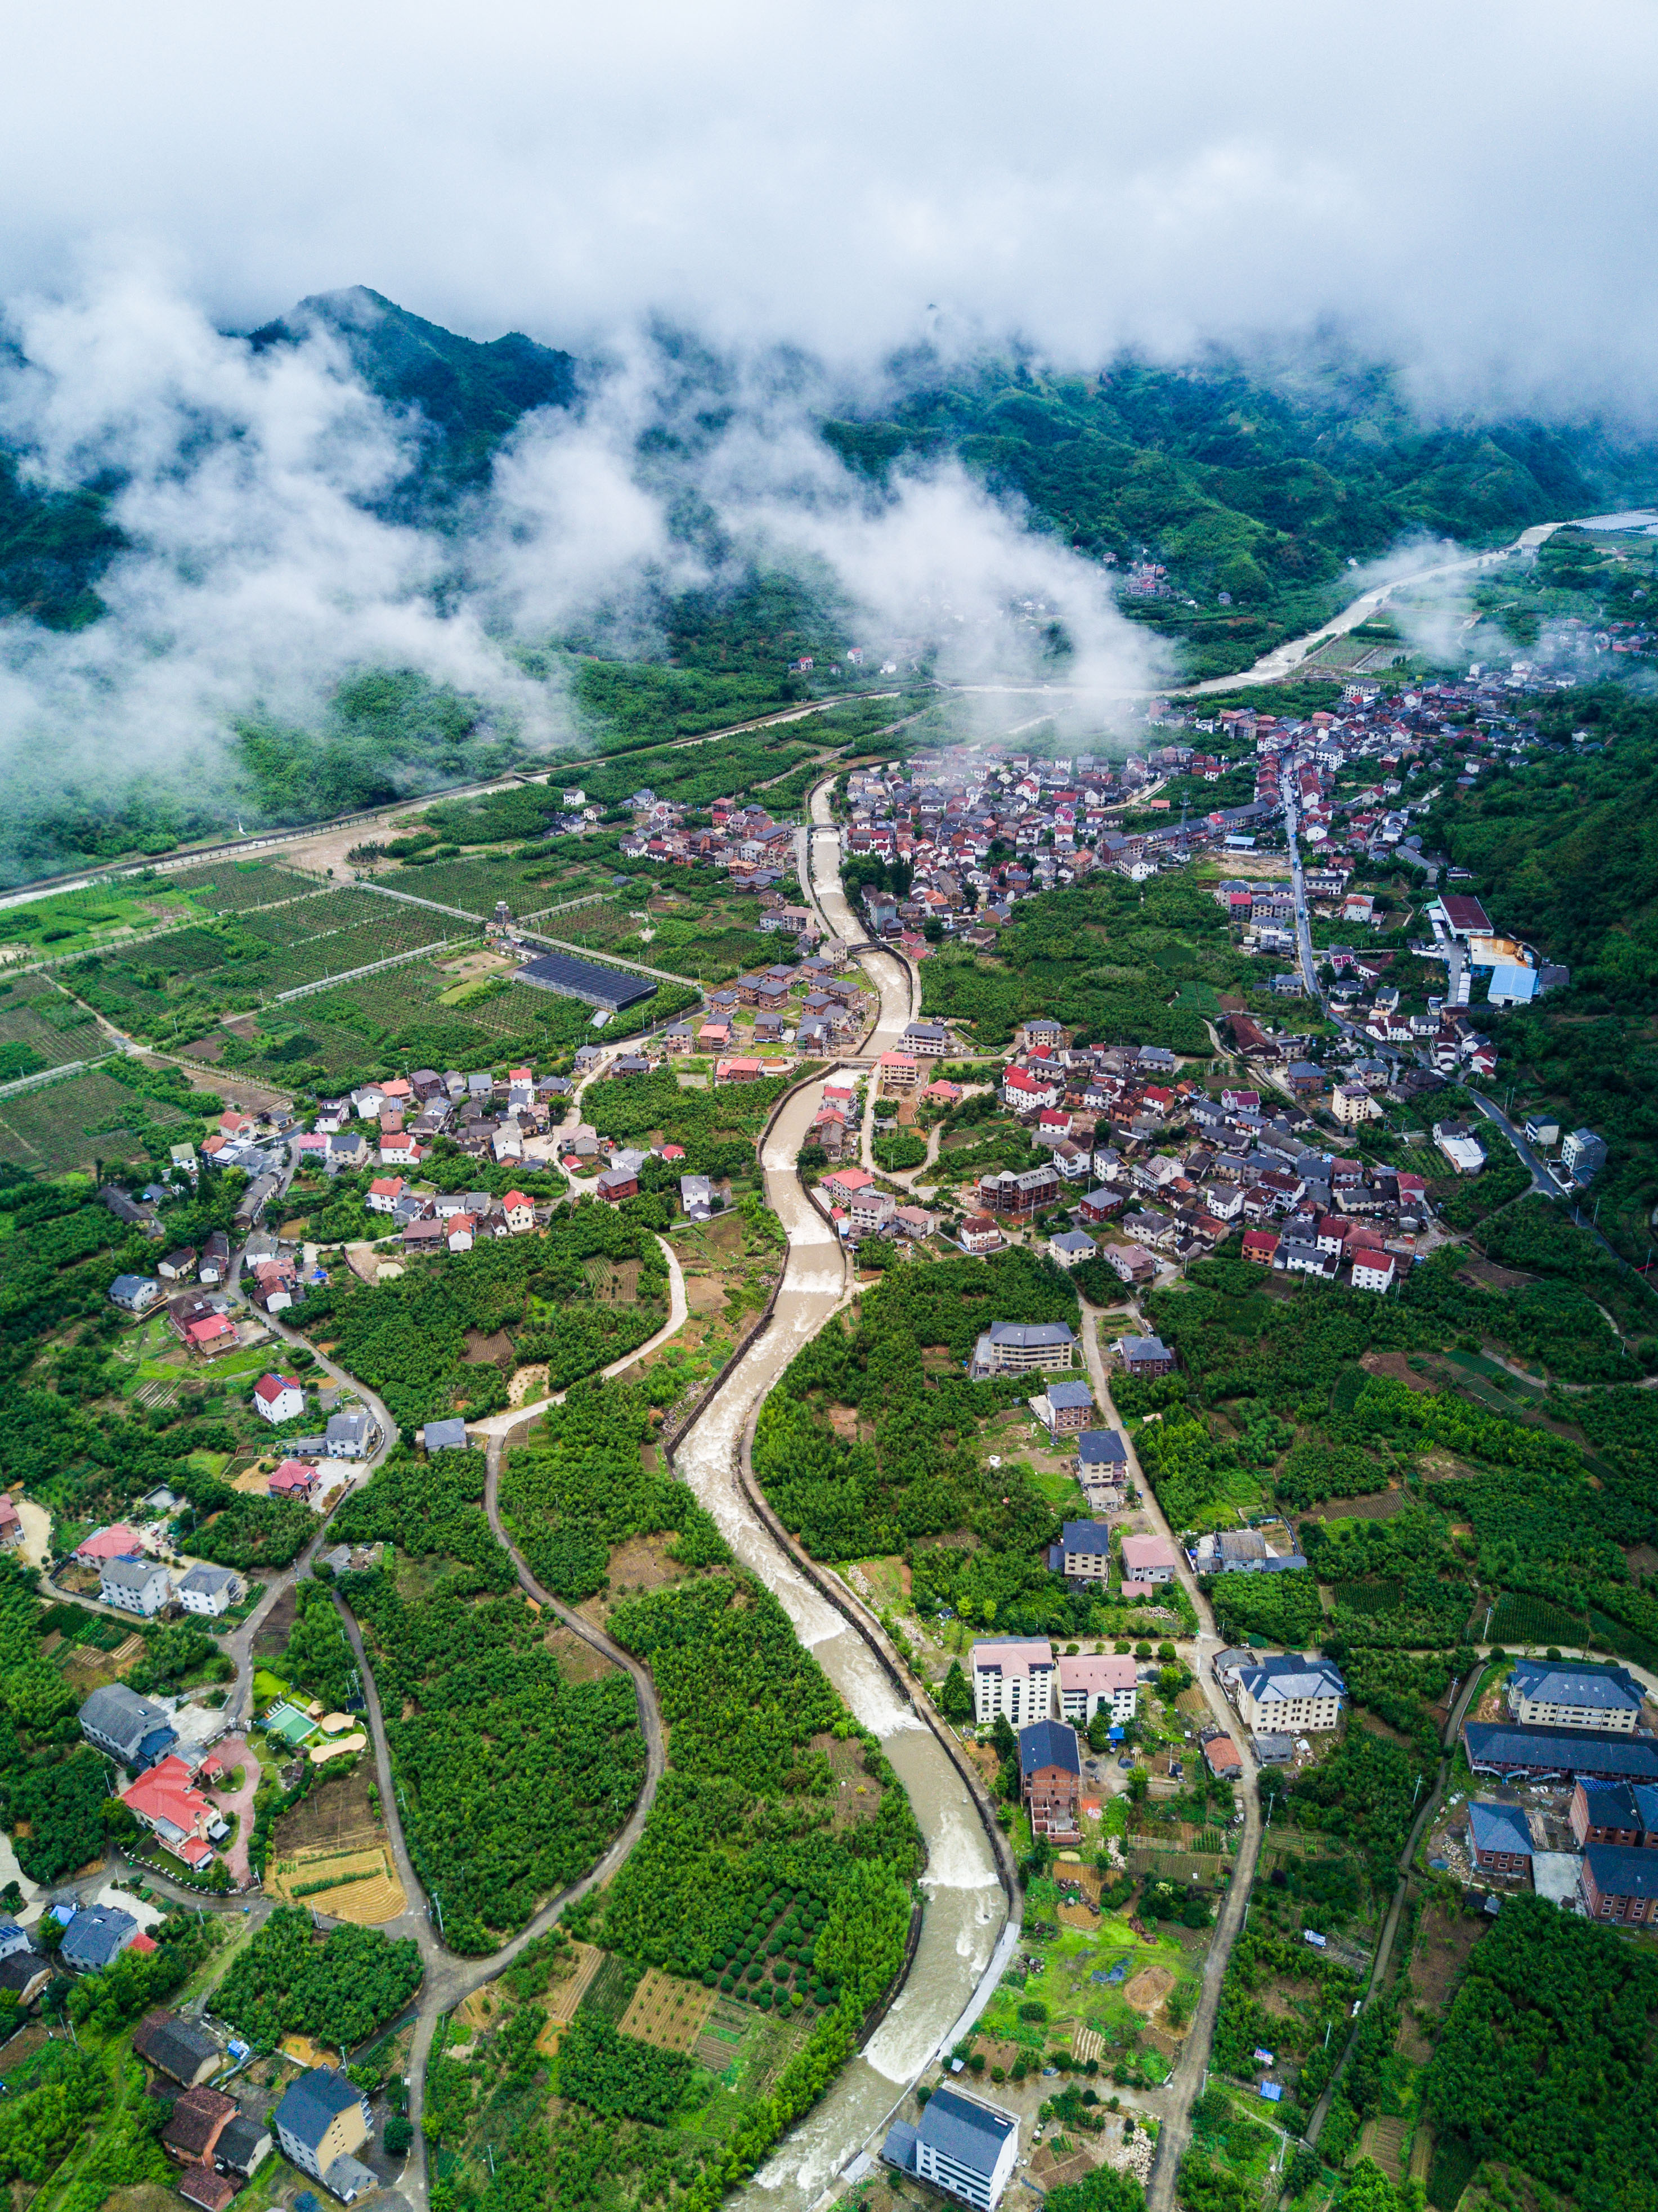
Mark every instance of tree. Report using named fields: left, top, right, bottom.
left=1087, top=1708, right=1114, bottom=1754
left=384, top=2116, right=414, bottom=2156
left=940, top=1661, right=974, bottom=1725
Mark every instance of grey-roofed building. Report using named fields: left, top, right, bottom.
left=177, top=1564, right=241, bottom=1618
left=109, top=1274, right=162, bottom=1314
left=1057, top=1521, right=1113, bottom=1584
left=79, top=1682, right=169, bottom=1765
left=969, top=1320, right=1077, bottom=1378
left=322, top=2156, right=380, bottom=2204
left=324, top=1410, right=373, bottom=1460
left=1019, top=1717, right=1082, bottom=1838
left=60, top=1905, right=142, bottom=1973
left=1462, top=1722, right=1658, bottom=1783
left=214, top=2115, right=273, bottom=2178
left=1508, top=1661, right=1643, bottom=1734
left=882, top=2085, right=1020, bottom=2210
left=1581, top=1841, right=1658, bottom=1924
left=1047, top=1229, right=1096, bottom=1268
left=1252, top=1733, right=1294, bottom=1764
left=1036, top=1379, right=1095, bottom=1435
left=513, top=950, right=657, bottom=1014
left=679, top=1174, right=714, bottom=1221
left=1114, top=1334, right=1174, bottom=1378
left=1234, top=1654, right=1346, bottom=1733
left=272, top=2068, right=374, bottom=2183
left=133, top=2009, right=224, bottom=2087
left=0, top=1922, right=30, bottom=1963
left=1467, top=1801, right=1534, bottom=1877
left=98, top=1555, right=173, bottom=1617
left=0, top=1950, right=50, bottom=2007
left=1076, top=1428, right=1127, bottom=1470
left=423, top=1418, right=472, bottom=1453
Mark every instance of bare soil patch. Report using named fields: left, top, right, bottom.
left=606, top=1532, right=689, bottom=1596
left=1361, top=1350, right=1439, bottom=1393
left=271, top=1761, right=384, bottom=1859
left=619, top=1967, right=716, bottom=2053
left=464, top=1327, right=515, bottom=1367
left=1457, top=1259, right=1533, bottom=1291
left=1123, top=1965, right=1173, bottom=2014
left=812, top=1728, right=885, bottom=1829
left=255, top=1583, right=299, bottom=1658
left=684, top=1276, right=728, bottom=1313
left=1408, top=1901, right=1486, bottom=2012
left=1298, top=1487, right=1406, bottom=1525
left=545, top=1625, right=615, bottom=1685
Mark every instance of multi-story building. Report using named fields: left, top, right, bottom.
left=1019, top=1719, right=1082, bottom=1840
left=970, top=1639, right=1055, bottom=1727
left=1056, top=1520, right=1113, bottom=1585
left=1234, top=1653, right=1346, bottom=1733
left=882, top=2087, right=1020, bottom=2211
left=1057, top=1652, right=1137, bottom=1726
left=1121, top=1533, right=1178, bottom=1585
left=1561, top=1127, right=1607, bottom=1186
left=1467, top=1801, right=1534, bottom=1877
left=1580, top=1842, right=1658, bottom=1926
left=970, top=1321, right=1076, bottom=1378
left=1508, top=1661, right=1643, bottom=1734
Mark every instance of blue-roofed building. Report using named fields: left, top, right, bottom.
left=1058, top=1522, right=1114, bottom=1585
left=1467, top=1801, right=1534, bottom=1876
left=882, top=2086, right=1020, bottom=2210
left=1508, top=1660, right=1643, bottom=1733
left=1486, top=964, right=1538, bottom=1007
left=1019, top=1719, right=1082, bottom=1841
left=272, top=2069, right=374, bottom=2188
left=1570, top=1776, right=1658, bottom=1848
left=1463, top=1721, right=1658, bottom=1783
left=1076, top=1428, right=1127, bottom=1471
left=1036, top=1378, right=1096, bottom=1435
left=1581, top=1842, right=1658, bottom=1926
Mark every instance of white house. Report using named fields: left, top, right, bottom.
left=253, top=1374, right=306, bottom=1426
left=1121, top=1533, right=1178, bottom=1585
left=883, top=2087, right=1020, bottom=2211
left=99, top=1556, right=173, bottom=1618
left=1235, top=1654, right=1346, bottom=1733
left=971, top=1639, right=1055, bottom=1728
left=1057, top=1653, right=1137, bottom=1726
left=177, top=1564, right=243, bottom=1618
left=1351, top=1251, right=1397, bottom=1294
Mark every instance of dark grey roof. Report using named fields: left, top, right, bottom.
left=512, top=950, right=656, bottom=1012
left=0, top=1952, right=45, bottom=1994
left=1047, top=1380, right=1095, bottom=1410
left=1511, top=1661, right=1643, bottom=1713
left=323, top=2154, right=380, bottom=2202
left=79, top=1682, right=167, bottom=1757
left=1467, top=1802, right=1533, bottom=1859
left=988, top=1320, right=1075, bottom=1348
left=881, top=2120, right=920, bottom=2174
left=917, top=2086, right=1018, bottom=2178
left=60, top=1905, right=138, bottom=1970
left=216, top=2116, right=271, bottom=2173
left=1061, top=1522, right=1114, bottom=1551
left=100, top=1555, right=164, bottom=1592
left=1585, top=1842, right=1658, bottom=1901
left=1018, top=1719, right=1081, bottom=1780
left=423, top=1419, right=470, bottom=1452
left=1464, top=1722, right=1658, bottom=1781
left=178, top=1564, right=238, bottom=1596
left=1076, top=1429, right=1127, bottom=1466
left=134, top=2009, right=223, bottom=2082
left=274, top=2068, right=367, bottom=2153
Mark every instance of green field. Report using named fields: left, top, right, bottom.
left=0, top=1065, right=187, bottom=1173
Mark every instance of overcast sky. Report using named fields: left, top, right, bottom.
left=6, top=0, right=1657, bottom=412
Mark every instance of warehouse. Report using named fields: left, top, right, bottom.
left=511, top=950, right=658, bottom=1015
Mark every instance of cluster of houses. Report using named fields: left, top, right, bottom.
left=977, top=1029, right=1431, bottom=1292
left=681, top=942, right=870, bottom=1057
left=71, top=1524, right=245, bottom=1621
left=614, top=792, right=799, bottom=884
left=1458, top=1662, right=1658, bottom=1924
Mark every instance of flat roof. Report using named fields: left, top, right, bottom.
left=513, top=950, right=657, bottom=1012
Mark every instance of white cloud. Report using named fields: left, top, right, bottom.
left=0, top=1, right=1653, bottom=412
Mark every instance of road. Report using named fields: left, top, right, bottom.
left=1075, top=1301, right=1265, bottom=2212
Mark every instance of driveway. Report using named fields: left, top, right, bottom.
left=207, top=1734, right=261, bottom=1887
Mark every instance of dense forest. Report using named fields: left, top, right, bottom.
left=213, top=1906, right=423, bottom=2052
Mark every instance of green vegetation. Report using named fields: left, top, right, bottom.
left=213, top=1905, right=423, bottom=2050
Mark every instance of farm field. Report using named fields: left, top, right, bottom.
left=0, top=1064, right=189, bottom=1173
left=0, top=878, right=198, bottom=958
left=163, top=859, right=330, bottom=912
left=0, top=971, right=105, bottom=1079
left=375, top=853, right=588, bottom=918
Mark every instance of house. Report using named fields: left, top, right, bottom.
left=902, top=1022, right=951, bottom=1057
left=365, top=1175, right=405, bottom=1213
left=970, top=1639, right=1055, bottom=1727
left=0, top=1948, right=50, bottom=2009
left=423, top=1419, right=471, bottom=1454
left=79, top=1682, right=171, bottom=1766
left=158, top=1248, right=198, bottom=1283
left=1433, top=1121, right=1486, bottom=1175
left=969, top=1321, right=1076, bottom=1378
left=271, top=2069, right=375, bottom=2187
left=1032, top=1382, right=1095, bottom=1440
left=100, top=1556, right=174, bottom=1618
left=268, top=1459, right=320, bottom=1500
left=325, top=1411, right=373, bottom=1460
left=1114, top=1335, right=1173, bottom=1379
left=1351, top=1251, right=1397, bottom=1294
left=679, top=1174, right=714, bottom=1222
left=1430, top=892, right=1492, bottom=938
left=214, top=2116, right=272, bottom=2180
left=1467, top=1802, right=1534, bottom=1877
left=110, top=1275, right=162, bottom=1314
left=1580, top=1843, right=1658, bottom=1926
left=1234, top=1654, right=1346, bottom=1733
left=1508, top=1661, right=1643, bottom=1734
left=1104, top=1244, right=1157, bottom=1286
left=1121, top=1533, right=1178, bottom=1585
left=177, top=1565, right=243, bottom=1618
left=1463, top=1722, right=1658, bottom=1783
left=1020, top=1717, right=1082, bottom=1840
left=122, top=1755, right=221, bottom=1869
left=253, top=1374, right=305, bottom=1426
left=1047, top=1229, right=1096, bottom=1269
left=1562, top=1127, right=1607, bottom=1186
left=1057, top=1652, right=1137, bottom=1725
left=162, top=2085, right=238, bottom=2168
left=877, top=1052, right=920, bottom=1092
left=1570, top=1778, right=1658, bottom=1847
left=958, top=1214, right=1002, bottom=1255
left=77, top=1523, right=145, bottom=1563
left=178, top=2170, right=237, bottom=2212
left=1204, top=1737, right=1244, bottom=1779
left=1332, top=1082, right=1381, bottom=1127
left=61, top=1905, right=145, bottom=1973
left=882, top=2084, right=1020, bottom=2211
left=1076, top=1187, right=1123, bottom=1225
left=198, top=1232, right=231, bottom=1287
left=0, top=1496, right=21, bottom=1551
left=1056, top=1520, right=1113, bottom=1585
left=1242, top=1229, right=1279, bottom=1266
left=1077, top=1428, right=1128, bottom=1479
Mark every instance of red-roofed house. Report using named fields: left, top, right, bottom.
left=185, top=1314, right=236, bottom=1355
left=715, top=1057, right=767, bottom=1084
left=1002, top=1067, right=1060, bottom=1112
left=268, top=1460, right=319, bottom=1499
left=446, top=1214, right=477, bottom=1252
left=0, top=1495, right=21, bottom=1549
left=366, top=1177, right=406, bottom=1213
left=76, top=1524, right=144, bottom=1563
left=503, top=1191, right=535, bottom=1234
left=877, top=1052, right=919, bottom=1092
left=253, top=1374, right=305, bottom=1426
left=1242, top=1229, right=1280, bottom=1266
left=122, top=1756, right=218, bottom=1868
left=379, top=1131, right=419, bottom=1168
left=218, top=1111, right=254, bottom=1137
left=822, top=1166, right=873, bottom=1204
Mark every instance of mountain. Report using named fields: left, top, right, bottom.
left=247, top=285, right=577, bottom=490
